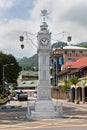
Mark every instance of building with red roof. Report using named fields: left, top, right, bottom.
left=57, top=57, right=87, bottom=104
left=62, top=57, right=87, bottom=70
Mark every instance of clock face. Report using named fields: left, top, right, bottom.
left=41, top=38, right=49, bottom=46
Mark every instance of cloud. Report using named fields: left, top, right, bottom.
left=60, top=3, right=87, bottom=27
left=0, top=18, right=37, bottom=57
left=0, top=0, right=14, bottom=9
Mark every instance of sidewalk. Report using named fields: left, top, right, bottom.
left=58, top=99, right=87, bottom=111
left=53, top=99, right=87, bottom=119
left=55, top=99, right=87, bottom=108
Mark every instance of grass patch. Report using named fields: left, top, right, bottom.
left=0, top=97, right=7, bottom=104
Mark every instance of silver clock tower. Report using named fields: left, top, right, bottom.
left=37, top=20, right=51, bottom=101
left=30, top=10, right=58, bottom=119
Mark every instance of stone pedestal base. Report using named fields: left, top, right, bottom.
left=28, top=100, right=58, bottom=119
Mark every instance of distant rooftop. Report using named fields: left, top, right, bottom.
left=17, top=80, right=38, bottom=88
left=20, top=70, right=38, bottom=77
left=63, top=45, right=87, bottom=50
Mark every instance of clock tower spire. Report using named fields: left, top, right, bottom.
left=37, top=10, right=51, bottom=51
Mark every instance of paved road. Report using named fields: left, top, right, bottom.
left=0, top=99, right=87, bottom=130
left=0, top=118, right=87, bottom=130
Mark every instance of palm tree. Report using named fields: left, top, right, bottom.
left=69, top=76, right=79, bottom=103
left=62, top=80, right=72, bottom=101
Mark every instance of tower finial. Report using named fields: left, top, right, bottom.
left=40, top=9, right=48, bottom=22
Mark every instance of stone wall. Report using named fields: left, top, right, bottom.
left=51, top=88, right=66, bottom=99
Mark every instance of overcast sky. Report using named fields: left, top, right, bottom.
left=0, top=0, right=87, bottom=58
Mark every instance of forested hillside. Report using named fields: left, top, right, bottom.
left=18, top=54, right=38, bottom=70
left=76, top=42, right=87, bottom=48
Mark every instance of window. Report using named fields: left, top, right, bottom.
left=79, top=51, right=83, bottom=53
left=64, top=50, right=68, bottom=54
left=72, top=50, right=75, bottom=53
left=64, top=50, right=67, bottom=54
left=59, top=57, right=63, bottom=65
left=68, top=58, right=73, bottom=62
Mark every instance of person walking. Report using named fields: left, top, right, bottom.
left=8, top=94, right=11, bottom=104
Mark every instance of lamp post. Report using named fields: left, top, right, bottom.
left=19, top=32, right=37, bottom=49
left=3, top=63, right=14, bottom=87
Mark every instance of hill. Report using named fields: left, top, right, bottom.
left=18, top=54, right=38, bottom=70
left=51, top=42, right=67, bottom=49
left=75, top=42, right=87, bottom=48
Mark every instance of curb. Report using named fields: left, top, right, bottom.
left=62, top=114, right=87, bottom=119
left=0, top=105, right=21, bottom=109
left=72, top=116, right=87, bottom=119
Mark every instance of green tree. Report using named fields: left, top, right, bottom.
left=62, top=76, right=79, bottom=91
left=62, top=80, right=71, bottom=91
left=0, top=52, right=21, bottom=85
left=69, top=76, right=79, bottom=86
